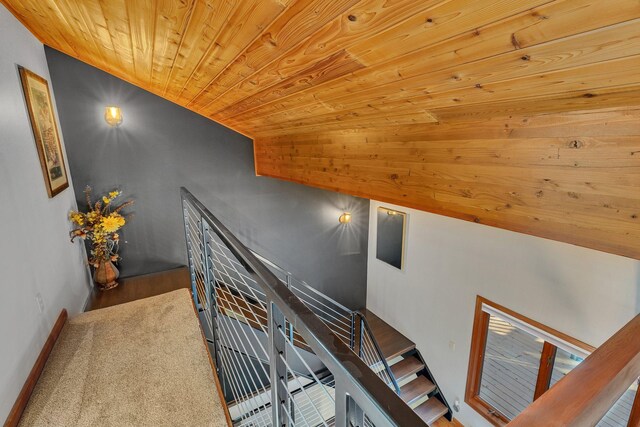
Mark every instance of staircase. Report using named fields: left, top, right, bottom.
left=358, top=309, right=452, bottom=426
left=181, top=187, right=454, bottom=427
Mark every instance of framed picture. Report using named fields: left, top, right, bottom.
left=18, top=66, right=69, bottom=198
left=376, top=207, right=407, bottom=270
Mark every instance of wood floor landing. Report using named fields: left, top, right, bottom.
left=360, top=309, right=415, bottom=360
left=85, top=267, right=190, bottom=311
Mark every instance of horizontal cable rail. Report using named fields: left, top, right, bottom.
left=252, top=242, right=399, bottom=396
left=250, top=250, right=355, bottom=346
left=181, top=187, right=428, bottom=427
left=508, top=313, right=640, bottom=427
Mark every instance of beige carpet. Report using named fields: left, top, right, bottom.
left=19, top=289, right=229, bottom=427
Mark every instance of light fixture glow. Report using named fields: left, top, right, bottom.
left=338, top=212, right=352, bottom=224
left=104, top=105, right=123, bottom=127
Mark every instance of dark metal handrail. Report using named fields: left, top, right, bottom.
left=181, top=187, right=428, bottom=427
left=255, top=247, right=401, bottom=395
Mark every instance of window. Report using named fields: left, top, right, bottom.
left=465, top=296, right=594, bottom=426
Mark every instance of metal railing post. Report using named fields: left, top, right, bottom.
left=359, top=316, right=364, bottom=358
left=289, top=399, right=296, bottom=425
left=200, top=220, right=213, bottom=314
left=350, top=311, right=356, bottom=350
left=269, top=301, right=289, bottom=427
left=182, top=206, right=198, bottom=304
left=201, top=220, right=221, bottom=371
left=335, top=378, right=348, bottom=427
left=347, top=394, right=365, bottom=427
left=285, top=274, right=295, bottom=344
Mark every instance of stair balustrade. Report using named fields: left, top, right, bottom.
left=181, top=187, right=429, bottom=427
left=183, top=185, right=640, bottom=426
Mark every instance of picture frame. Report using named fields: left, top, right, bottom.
left=376, top=206, right=407, bottom=270
left=18, top=66, right=69, bottom=198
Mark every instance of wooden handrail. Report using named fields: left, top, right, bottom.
left=508, top=314, right=640, bottom=427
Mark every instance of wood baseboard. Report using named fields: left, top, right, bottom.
left=4, top=309, right=68, bottom=427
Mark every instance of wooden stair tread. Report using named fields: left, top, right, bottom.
left=360, top=309, right=415, bottom=360
left=415, top=398, right=449, bottom=425
left=400, top=376, right=436, bottom=405
left=391, top=356, right=425, bottom=382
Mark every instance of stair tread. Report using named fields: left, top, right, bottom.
left=400, top=376, right=436, bottom=404
left=391, top=356, right=425, bottom=382
left=415, top=398, right=449, bottom=425
left=360, top=309, right=415, bottom=360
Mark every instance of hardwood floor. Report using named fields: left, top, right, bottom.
left=361, top=308, right=415, bottom=360
left=85, top=267, right=191, bottom=311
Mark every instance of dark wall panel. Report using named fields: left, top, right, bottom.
left=46, top=47, right=368, bottom=309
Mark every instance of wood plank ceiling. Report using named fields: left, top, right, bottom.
left=3, top=0, right=639, bottom=258
left=3, top=0, right=639, bottom=137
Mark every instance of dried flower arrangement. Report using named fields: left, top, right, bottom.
left=69, top=186, right=133, bottom=289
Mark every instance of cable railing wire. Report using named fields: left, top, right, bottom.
left=252, top=250, right=398, bottom=391
left=181, top=187, right=428, bottom=427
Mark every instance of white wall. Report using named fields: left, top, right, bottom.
left=0, top=5, right=90, bottom=420
left=366, top=200, right=640, bottom=427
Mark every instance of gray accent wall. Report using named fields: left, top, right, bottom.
left=45, top=47, right=369, bottom=309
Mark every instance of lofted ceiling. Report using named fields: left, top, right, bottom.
left=3, top=0, right=639, bottom=259
left=2, top=0, right=640, bottom=138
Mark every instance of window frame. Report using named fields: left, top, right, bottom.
left=465, top=296, right=595, bottom=426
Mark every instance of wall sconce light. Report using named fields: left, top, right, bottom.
left=339, top=212, right=352, bottom=224
left=104, top=105, right=123, bottom=127
left=387, top=210, right=398, bottom=216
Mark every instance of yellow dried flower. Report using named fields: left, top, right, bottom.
left=101, top=213, right=125, bottom=233
left=68, top=187, right=132, bottom=264
left=68, top=212, right=85, bottom=225
left=86, top=211, right=99, bottom=224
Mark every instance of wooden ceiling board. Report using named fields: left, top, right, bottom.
left=430, top=86, right=640, bottom=123
left=237, top=19, right=640, bottom=122
left=159, top=0, right=238, bottom=100
left=255, top=107, right=640, bottom=259
left=223, top=3, right=640, bottom=133
left=198, top=0, right=450, bottom=117
left=2, top=0, right=639, bottom=258
left=3, top=0, right=639, bottom=137
left=150, top=0, right=195, bottom=89
left=167, top=0, right=290, bottom=104
left=235, top=55, right=640, bottom=135
left=184, top=0, right=363, bottom=110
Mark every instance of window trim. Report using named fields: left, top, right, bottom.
left=465, top=296, right=595, bottom=426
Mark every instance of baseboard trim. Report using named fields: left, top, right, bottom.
left=4, top=309, right=68, bottom=427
